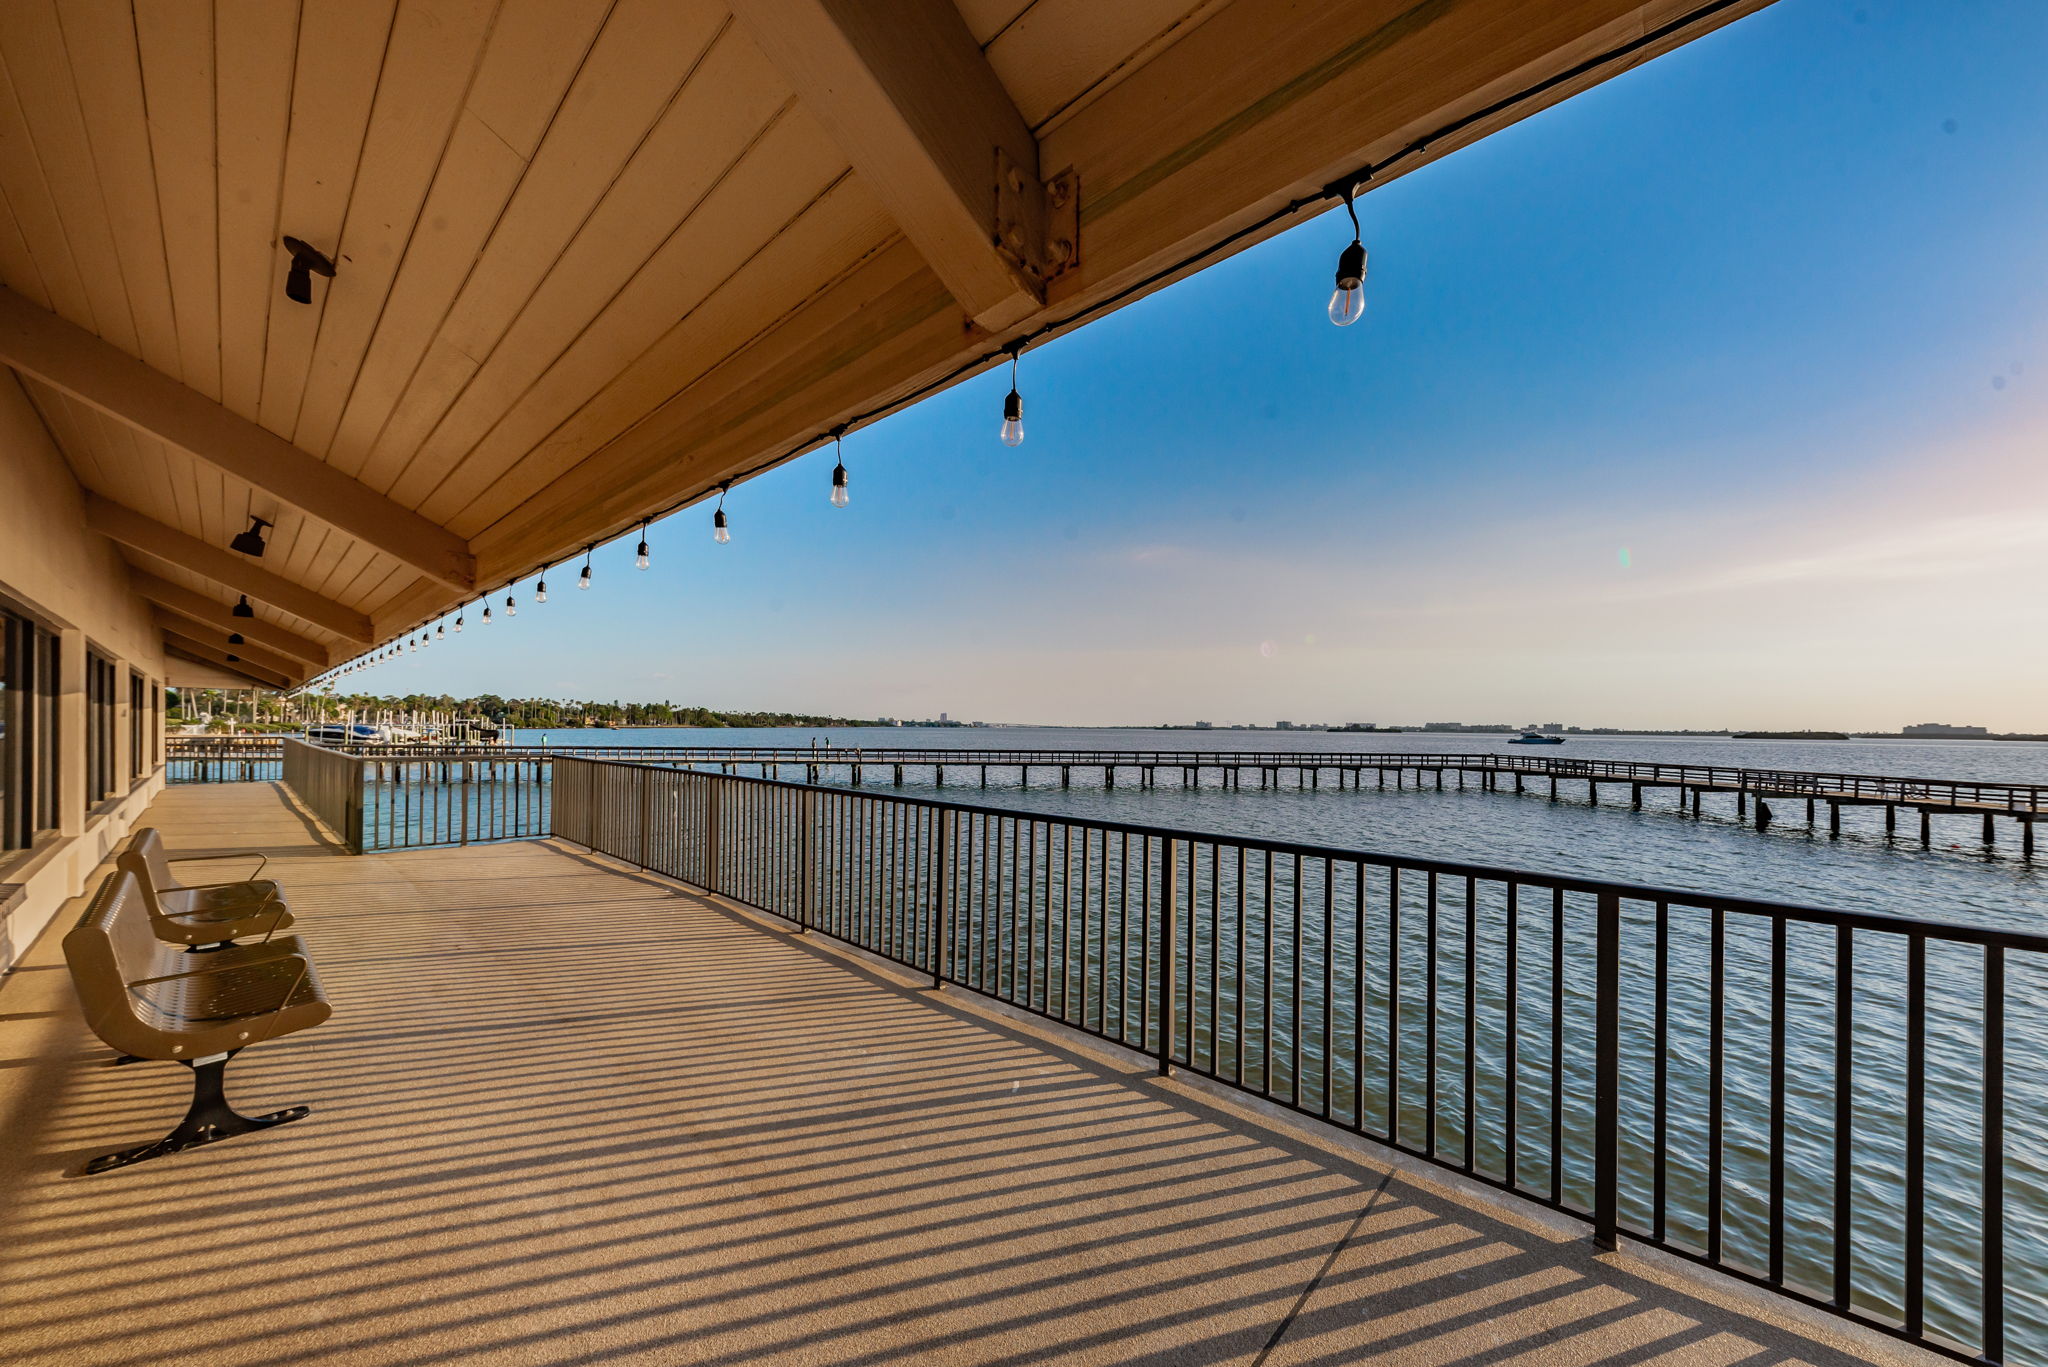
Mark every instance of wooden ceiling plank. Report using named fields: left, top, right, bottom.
left=455, top=172, right=894, bottom=539
left=0, top=187, right=52, bottom=310
left=354, top=0, right=725, bottom=496
left=161, top=630, right=295, bottom=688
left=321, top=0, right=612, bottom=477
left=214, top=0, right=300, bottom=421
left=84, top=492, right=374, bottom=642
left=0, top=282, right=477, bottom=589
left=0, top=1, right=142, bottom=356
left=389, top=27, right=794, bottom=519
left=0, top=40, right=95, bottom=328
left=288, top=0, right=497, bottom=457
left=253, top=0, right=396, bottom=438
left=474, top=236, right=954, bottom=566
left=164, top=642, right=289, bottom=690
left=984, top=0, right=1231, bottom=133
left=727, top=0, right=1047, bottom=331
left=54, top=0, right=184, bottom=377
left=134, top=0, right=224, bottom=401
left=131, top=569, right=334, bottom=666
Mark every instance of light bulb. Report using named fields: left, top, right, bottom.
left=1000, top=390, right=1023, bottom=446
left=830, top=462, right=849, bottom=508
left=636, top=540, right=650, bottom=570
left=578, top=565, right=592, bottom=590
left=505, top=594, right=517, bottom=618
left=1329, top=240, right=1366, bottom=326
left=454, top=615, right=463, bottom=634
left=482, top=605, right=493, bottom=625
left=436, top=624, right=444, bottom=639
left=714, top=508, right=730, bottom=544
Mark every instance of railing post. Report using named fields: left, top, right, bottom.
left=350, top=756, right=367, bottom=855
left=798, top=787, right=815, bottom=933
left=1594, top=888, right=1622, bottom=1250
left=638, top=764, right=652, bottom=869
left=932, top=809, right=950, bottom=989
left=706, top=776, right=723, bottom=893
left=1158, top=837, right=1180, bottom=1076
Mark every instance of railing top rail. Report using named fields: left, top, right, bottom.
left=548, top=752, right=2048, bottom=951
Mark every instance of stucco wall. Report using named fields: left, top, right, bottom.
left=0, top=370, right=168, bottom=972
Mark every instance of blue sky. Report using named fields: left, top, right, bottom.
left=356, top=0, right=2048, bottom=730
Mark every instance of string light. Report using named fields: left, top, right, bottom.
left=578, top=546, right=593, bottom=591
left=435, top=623, right=444, bottom=640
left=636, top=521, right=651, bottom=570
left=536, top=564, right=549, bottom=603
left=713, top=485, right=730, bottom=544
left=233, top=595, right=255, bottom=619
left=1328, top=179, right=1367, bottom=326
left=453, top=607, right=464, bottom=634
left=504, top=588, right=517, bottom=618
left=829, top=427, right=849, bottom=508
left=1000, top=343, right=1024, bottom=447
left=481, top=597, right=492, bottom=626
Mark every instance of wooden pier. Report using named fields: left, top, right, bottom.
left=171, top=741, right=2048, bottom=856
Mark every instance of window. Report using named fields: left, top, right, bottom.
left=1, top=610, right=60, bottom=856
left=150, top=681, right=161, bottom=771
left=129, top=671, right=145, bottom=779
left=85, top=650, right=116, bottom=805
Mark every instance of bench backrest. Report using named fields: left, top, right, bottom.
left=63, top=869, right=179, bottom=1058
left=122, top=826, right=178, bottom=891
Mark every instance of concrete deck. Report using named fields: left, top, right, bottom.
left=0, top=783, right=1935, bottom=1366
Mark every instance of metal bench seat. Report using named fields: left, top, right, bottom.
left=118, top=827, right=294, bottom=948
left=64, top=869, right=331, bottom=1174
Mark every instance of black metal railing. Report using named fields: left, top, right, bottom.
left=276, top=740, right=549, bottom=851
left=550, top=753, right=2046, bottom=1366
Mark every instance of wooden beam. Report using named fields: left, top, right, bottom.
left=85, top=494, right=374, bottom=643
left=0, top=285, right=476, bottom=591
left=161, top=649, right=280, bottom=691
left=153, top=609, right=306, bottom=682
left=161, top=634, right=293, bottom=690
left=726, top=0, right=1047, bottom=331
left=130, top=570, right=334, bottom=667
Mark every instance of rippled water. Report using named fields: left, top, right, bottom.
left=519, top=726, right=2048, bottom=1361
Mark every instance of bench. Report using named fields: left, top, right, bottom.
left=117, top=826, right=295, bottom=949
left=63, top=868, right=331, bottom=1174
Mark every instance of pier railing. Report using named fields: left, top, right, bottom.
left=278, top=740, right=548, bottom=852
left=281, top=739, right=364, bottom=854
left=550, top=752, right=2045, bottom=1367
left=185, top=737, right=2048, bottom=814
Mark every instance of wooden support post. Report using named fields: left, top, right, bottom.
left=1984, top=812, right=1996, bottom=845
left=2025, top=819, right=2035, bottom=860
left=1885, top=803, right=1895, bottom=838
left=1806, top=797, right=1815, bottom=826
left=1589, top=781, right=1599, bottom=807
left=1920, top=809, right=1931, bottom=845
left=1515, top=773, right=1524, bottom=795
left=1061, top=765, right=1070, bottom=788
left=1738, top=790, right=1747, bottom=818
left=1830, top=802, right=1840, bottom=838
left=1105, top=765, right=1115, bottom=788
left=1631, top=783, right=1642, bottom=810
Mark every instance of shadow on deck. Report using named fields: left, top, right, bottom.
left=0, top=783, right=1929, bottom=1366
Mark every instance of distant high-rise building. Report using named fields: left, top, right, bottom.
left=1276, top=720, right=1294, bottom=730
left=939, top=712, right=948, bottom=723
left=1194, top=720, right=1213, bottom=729
left=1903, top=722, right=1988, bottom=736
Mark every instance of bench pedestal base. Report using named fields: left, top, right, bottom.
left=84, top=1054, right=310, bottom=1175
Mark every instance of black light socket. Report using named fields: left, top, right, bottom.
left=230, top=514, right=272, bottom=557
left=281, top=235, right=337, bottom=305
left=1335, top=240, right=1366, bottom=290
left=232, top=595, right=255, bottom=619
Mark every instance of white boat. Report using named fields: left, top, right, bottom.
left=1510, top=732, right=1565, bottom=745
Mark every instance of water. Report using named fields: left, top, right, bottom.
left=510, top=726, right=2048, bottom=933
left=524, top=725, right=2048, bottom=1361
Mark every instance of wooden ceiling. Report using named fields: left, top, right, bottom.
left=0, top=0, right=1769, bottom=688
